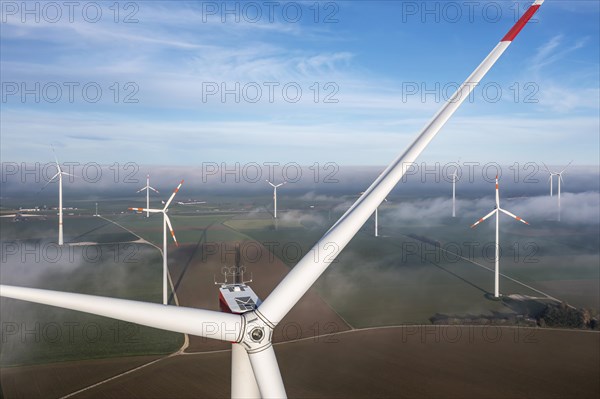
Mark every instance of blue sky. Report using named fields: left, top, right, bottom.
left=1, top=0, right=598, bottom=166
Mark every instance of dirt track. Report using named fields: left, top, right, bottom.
left=0, top=355, right=161, bottom=399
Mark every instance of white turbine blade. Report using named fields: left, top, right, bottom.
left=39, top=172, right=60, bottom=192
left=51, top=144, right=62, bottom=172
left=499, top=208, right=530, bottom=225
left=231, top=344, right=260, bottom=399
left=164, top=214, right=179, bottom=247
left=276, top=182, right=286, bottom=188
left=266, top=180, right=276, bottom=188
left=495, top=175, right=500, bottom=208
left=148, top=186, right=159, bottom=193
left=128, top=207, right=161, bottom=213
left=470, top=209, right=497, bottom=228
left=255, top=0, right=545, bottom=327
left=248, top=346, right=287, bottom=399
left=0, top=285, right=242, bottom=341
left=137, top=186, right=148, bottom=193
left=164, top=180, right=184, bottom=210
left=542, top=162, right=552, bottom=174
left=559, top=160, right=573, bottom=174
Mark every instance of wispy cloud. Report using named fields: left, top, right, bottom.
left=530, top=34, right=588, bottom=75
left=1, top=1, right=598, bottom=165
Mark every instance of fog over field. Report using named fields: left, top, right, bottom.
left=2, top=163, right=598, bottom=198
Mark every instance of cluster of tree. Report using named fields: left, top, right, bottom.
left=430, top=313, right=537, bottom=327
left=537, top=303, right=598, bottom=330
left=430, top=302, right=599, bottom=330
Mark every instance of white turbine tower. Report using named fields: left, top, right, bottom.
left=41, top=147, right=75, bottom=246
left=543, top=161, right=572, bottom=221
left=470, top=176, right=530, bottom=298
left=0, top=2, right=545, bottom=397
left=543, top=163, right=557, bottom=197
left=266, top=180, right=286, bottom=219
left=137, top=174, right=160, bottom=218
left=374, top=198, right=388, bottom=237
left=360, top=192, right=387, bottom=237
left=451, top=168, right=458, bottom=218
left=130, top=180, right=183, bottom=305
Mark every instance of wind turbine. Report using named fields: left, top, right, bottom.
left=360, top=192, right=387, bottom=237
left=129, top=180, right=183, bottom=305
left=543, top=161, right=572, bottom=221
left=470, top=176, right=529, bottom=298
left=0, top=2, right=545, bottom=397
left=137, top=174, right=160, bottom=218
left=543, top=163, right=557, bottom=197
left=451, top=168, right=458, bottom=217
left=266, top=180, right=286, bottom=219
left=41, top=146, right=75, bottom=246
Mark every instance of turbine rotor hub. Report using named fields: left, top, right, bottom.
left=240, top=311, right=274, bottom=353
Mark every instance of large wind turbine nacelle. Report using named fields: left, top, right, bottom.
left=216, top=246, right=261, bottom=314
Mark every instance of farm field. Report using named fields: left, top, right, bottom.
left=2, top=327, right=596, bottom=399
left=1, top=193, right=598, bottom=397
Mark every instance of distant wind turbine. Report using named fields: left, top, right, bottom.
left=451, top=168, right=458, bottom=217
left=40, top=146, right=75, bottom=246
left=130, top=180, right=183, bottom=305
left=358, top=191, right=388, bottom=237
left=266, top=180, right=286, bottom=219
left=471, top=176, right=529, bottom=298
left=137, top=174, right=160, bottom=218
left=543, top=161, right=572, bottom=221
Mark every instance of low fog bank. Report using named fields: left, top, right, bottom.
left=386, top=191, right=600, bottom=226
left=2, top=164, right=598, bottom=201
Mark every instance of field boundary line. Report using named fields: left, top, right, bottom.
left=59, top=216, right=191, bottom=398
left=402, top=234, right=565, bottom=304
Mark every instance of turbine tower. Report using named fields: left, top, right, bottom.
left=130, top=180, right=183, bottom=305
left=470, top=176, right=530, bottom=298
left=266, top=180, right=286, bottom=219
left=41, top=146, right=75, bottom=246
left=0, top=2, right=545, bottom=397
left=359, top=192, right=387, bottom=237
left=543, top=161, right=572, bottom=221
left=451, top=168, right=458, bottom=217
left=137, top=174, right=160, bottom=218
left=374, top=200, right=388, bottom=237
